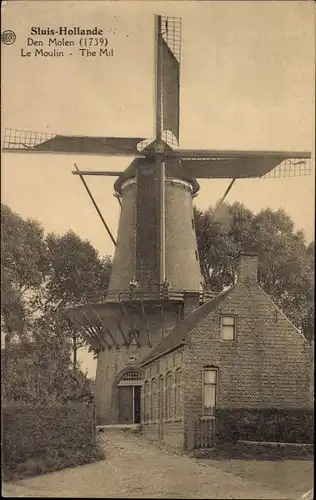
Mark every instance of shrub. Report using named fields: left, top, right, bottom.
left=2, top=402, right=102, bottom=480
left=215, top=408, right=314, bottom=444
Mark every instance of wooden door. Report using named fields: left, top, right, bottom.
left=118, top=386, right=134, bottom=424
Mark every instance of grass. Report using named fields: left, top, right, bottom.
left=2, top=437, right=106, bottom=482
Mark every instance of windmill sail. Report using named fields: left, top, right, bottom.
left=2, top=129, right=145, bottom=156
left=156, top=16, right=181, bottom=144
left=166, top=149, right=312, bottom=179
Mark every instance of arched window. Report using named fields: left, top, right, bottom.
left=203, top=368, right=218, bottom=415
left=175, top=369, right=181, bottom=417
left=166, top=372, right=173, bottom=419
left=151, top=378, right=156, bottom=421
left=143, top=381, right=149, bottom=422
left=121, top=372, right=141, bottom=382
left=158, top=375, right=164, bottom=418
left=128, top=329, right=140, bottom=346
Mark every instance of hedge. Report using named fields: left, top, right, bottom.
left=2, top=403, right=96, bottom=471
left=215, top=408, right=314, bottom=444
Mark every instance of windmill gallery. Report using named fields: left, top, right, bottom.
left=3, top=15, right=313, bottom=450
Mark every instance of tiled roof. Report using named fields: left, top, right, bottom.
left=142, top=287, right=233, bottom=366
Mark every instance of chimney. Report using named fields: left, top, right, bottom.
left=235, top=251, right=259, bottom=286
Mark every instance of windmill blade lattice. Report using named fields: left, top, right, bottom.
left=3, top=128, right=146, bottom=157
left=263, top=158, right=312, bottom=178
left=158, top=16, right=182, bottom=146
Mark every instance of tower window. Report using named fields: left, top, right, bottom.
left=191, top=218, right=195, bottom=229
left=195, top=250, right=199, bottom=261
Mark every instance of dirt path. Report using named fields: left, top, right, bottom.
left=2, top=430, right=299, bottom=499
left=199, top=457, right=313, bottom=499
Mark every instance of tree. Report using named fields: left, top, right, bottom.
left=45, top=231, right=112, bottom=369
left=1, top=328, right=93, bottom=406
left=194, top=202, right=252, bottom=291
left=1, top=203, right=112, bottom=406
left=195, top=202, right=314, bottom=339
left=1, top=204, right=49, bottom=347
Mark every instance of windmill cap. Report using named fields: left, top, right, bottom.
left=114, top=157, right=200, bottom=195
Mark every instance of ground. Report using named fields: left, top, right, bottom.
left=2, top=430, right=313, bottom=499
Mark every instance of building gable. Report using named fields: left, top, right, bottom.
left=185, top=279, right=312, bottom=411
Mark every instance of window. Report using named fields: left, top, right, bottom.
left=143, top=381, right=149, bottom=422
left=159, top=375, right=164, bottom=418
left=175, top=369, right=181, bottom=417
left=151, top=378, right=156, bottom=421
left=191, top=218, right=195, bottom=229
left=128, top=329, right=139, bottom=345
left=195, top=250, right=199, bottom=261
left=121, top=372, right=141, bottom=381
left=203, top=369, right=217, bottom=414
left=221, top=315, right=236, bottom=341
left=166, top=372, right=173, bottom=419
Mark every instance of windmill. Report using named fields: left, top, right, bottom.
left=2, top=15, right=311, bottom=425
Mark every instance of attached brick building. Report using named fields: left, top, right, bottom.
left=141, top=252, right=313, bottom=449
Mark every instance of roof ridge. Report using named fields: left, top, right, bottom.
left=142, top=286, right=233, bottom=366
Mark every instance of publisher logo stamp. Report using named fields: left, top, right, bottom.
left=1, top=30, right=16, bottom=45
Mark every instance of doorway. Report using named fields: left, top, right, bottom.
left=118, top=372, right=142, bottom=424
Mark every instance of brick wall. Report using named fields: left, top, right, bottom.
left=95, top=305, right=181, bottom=424
left=95, top=346, right=143, bottom=424
left=182, top=255, right=313, bottom=446
left=141, top=348, right=184, bottom=449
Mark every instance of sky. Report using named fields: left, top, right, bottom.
left=1, top=0, right=315, bottom=378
